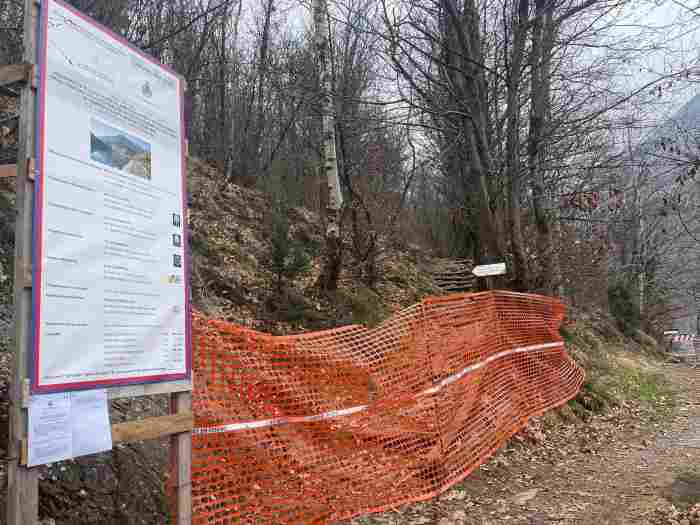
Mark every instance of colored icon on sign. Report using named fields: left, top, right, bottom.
left=173, top=254, right=182, bottom=268
left=172, top=213, right=181, bottom=227
left=173, top=233, right=181, bottom=247
left=142, top=81, right=153, bottom=98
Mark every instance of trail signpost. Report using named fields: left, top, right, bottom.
left=472, top=262, right=507, bottom=278
left=5, top=1, right=193, bottom=523
left=472, top=261, right=507, bottom=291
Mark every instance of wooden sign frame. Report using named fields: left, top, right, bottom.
left=5, top=1, right=192, bottom=523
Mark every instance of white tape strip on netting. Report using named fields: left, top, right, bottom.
left=193, top=341, right=565, bottom=435
left=672, top=334, right=698, bottom=343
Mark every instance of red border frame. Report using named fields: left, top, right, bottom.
left=32, top=0, right=191, bottom=394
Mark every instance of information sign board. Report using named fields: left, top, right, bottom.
left=32, top=0, right=190, bottom=392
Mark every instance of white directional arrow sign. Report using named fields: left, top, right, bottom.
left=472, top=262, right=507, bottom=278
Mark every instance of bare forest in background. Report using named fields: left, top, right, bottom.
left=1, top=0, right=700, bottom=333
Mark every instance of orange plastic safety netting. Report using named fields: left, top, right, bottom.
left=188, top=291, right=584, bottom=524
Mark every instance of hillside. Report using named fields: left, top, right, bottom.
left=186, top=158, right=440, bottom=332
left=0, top=158, right=442, bottom=354
left=2, top=0, right=699, bottom=520
left=0, top=158, right=690, bottom=525
left=0, top=160, right=452, bottom=524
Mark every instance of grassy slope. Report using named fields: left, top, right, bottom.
left=554, top=309, right=674, bottom=426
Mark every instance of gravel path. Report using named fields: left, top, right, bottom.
left=347, top=362, right=700, bottom=525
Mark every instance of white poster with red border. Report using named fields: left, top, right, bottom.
left=32, top=0, right=191, bottom=393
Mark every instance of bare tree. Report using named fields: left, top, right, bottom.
left=315, top=0, right=344, bottom=291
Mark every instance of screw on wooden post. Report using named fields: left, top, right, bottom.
left=6, top=0, right=40, bottom=523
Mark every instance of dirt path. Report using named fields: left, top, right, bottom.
left=348, top=363, right=700, bottom=525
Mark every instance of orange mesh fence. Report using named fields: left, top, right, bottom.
left=188, top=291, right=584, bottom=524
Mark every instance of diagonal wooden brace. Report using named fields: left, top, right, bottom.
left=0, top=63, right=34, bottom=89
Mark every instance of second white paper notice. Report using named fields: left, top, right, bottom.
left=27, top=390, right=112, bottom=467
left=70, top=389, right=112, bottom=457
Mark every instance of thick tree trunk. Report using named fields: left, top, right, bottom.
left=529, top=0, right=557, bottom=294
left=464, top=0, right=504, bottom=264
left=541, top=5, right=563, bottom=296
left=441, top=0, right=504, bottom=265
left=505, top=0, right=530, bottom=291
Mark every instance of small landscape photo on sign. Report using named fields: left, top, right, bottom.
left=89, top=118, right=152, bottom=179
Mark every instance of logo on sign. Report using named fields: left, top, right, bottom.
left=142, top=81, right=153, bottom=98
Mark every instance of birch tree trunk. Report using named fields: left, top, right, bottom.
left=315, top=0, right=344, bottom=291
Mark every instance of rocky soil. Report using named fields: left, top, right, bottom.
left=186, top=157, right=440, bottom=331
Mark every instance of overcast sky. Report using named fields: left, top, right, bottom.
left=236, top=0, right=700, bottom=140
left=604, top=1, right=700, bottom=129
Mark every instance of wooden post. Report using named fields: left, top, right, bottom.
left=7, top=0, right=40, bottom=523
left=170, top=135, right=192, bottom=525
left=170, top=391, right=192, bottom=525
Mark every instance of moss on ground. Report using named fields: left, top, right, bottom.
left=560, top=316, right=675, bottom=422
left=334, top=287, right=387, bottom=328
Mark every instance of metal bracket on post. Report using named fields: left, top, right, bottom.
left=0, top=158, right=35, bottom=181
left=22, top=263, right=33, bottom=290
left=27, top=157, right=36, bottom=180
left=21, top=379, right=31, bottom=408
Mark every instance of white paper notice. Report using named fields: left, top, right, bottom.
left=28, top=390, right=112, bottom=467
left=27, top=393, right=72, bottom=467
left=33, top=0, right=189, bottom=392
left=70, top=390, right=112, bottom=457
